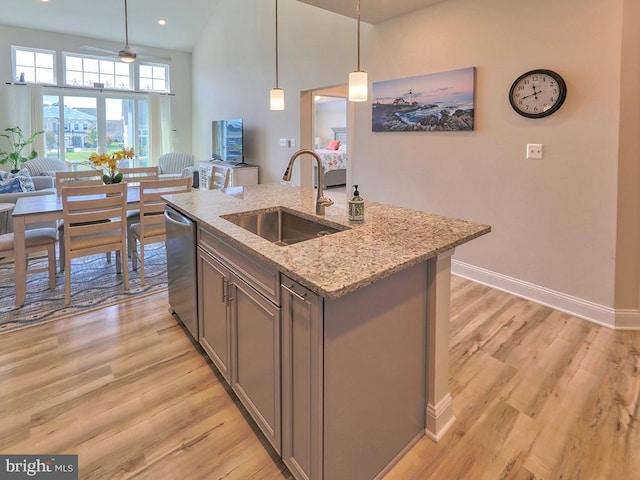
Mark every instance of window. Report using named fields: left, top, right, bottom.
left=139, top=63, right=170, bottom=92
left=12, top=46, right=56, bottom=84
left=43, top=90, right=150, bottom=167
left=64, top=54, right=132, bottom=90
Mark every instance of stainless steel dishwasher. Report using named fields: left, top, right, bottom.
left=164, top=205, right=198, bottom=340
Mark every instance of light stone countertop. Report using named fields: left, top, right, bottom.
left=163, top=183, right=491, bottom=299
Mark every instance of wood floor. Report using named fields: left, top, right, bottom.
left=1, top=276, right=638, bottom=479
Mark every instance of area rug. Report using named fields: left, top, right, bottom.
left=0, top=243, right=168, bottom=334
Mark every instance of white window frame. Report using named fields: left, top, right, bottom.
left=138, top=62, right=170, bottom=93
left=11, top=46, right=57, bottom=84
left=62, top=52, right=134, bottom=91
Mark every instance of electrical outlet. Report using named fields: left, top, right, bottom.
left=289, top=138, right=296, bottom=148
left=279, top=138, right=287, bottom=147
left=526, top=144, right=543, bottom=159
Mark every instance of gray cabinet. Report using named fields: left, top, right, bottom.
left=230, top=274, right=281, bottom=453
left=197, top=247, right=231, bottom=382
left=281, top=277, right=323, bottom=480
left=281, top=264, right=429, bottom=480
left=197, top=226, right=281, bottom=453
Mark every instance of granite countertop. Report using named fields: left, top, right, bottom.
left=164, top=183, right=491, bottom=299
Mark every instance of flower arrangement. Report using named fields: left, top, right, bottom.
left=89, top=147, right=134, bottom=184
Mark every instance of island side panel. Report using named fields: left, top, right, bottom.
left=425, top=249, right=456, bottom=441
left=323, top=262, right=428, bottom=480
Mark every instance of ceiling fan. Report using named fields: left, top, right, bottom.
left=81, top=0, right=170, bottom=63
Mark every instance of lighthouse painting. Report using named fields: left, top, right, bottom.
left=371, top=67, right=475, bottom=132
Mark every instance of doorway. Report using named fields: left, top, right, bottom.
left=300, top=84, right=351, bottom=192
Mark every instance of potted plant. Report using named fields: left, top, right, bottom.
left=0, top=126, right=45, bottom=173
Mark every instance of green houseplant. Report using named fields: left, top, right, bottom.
left=0, top=126, right=45, bottom=172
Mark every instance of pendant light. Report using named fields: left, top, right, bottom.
left=270, top=0, right=285, bottom=110
left=348, top=0, right=368, bottom=102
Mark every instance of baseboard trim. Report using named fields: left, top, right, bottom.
left=451, top=260, right=640, bottom=330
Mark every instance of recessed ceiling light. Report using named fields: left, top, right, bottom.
left=158, top=19, right=167, bottom=26
left=40, top=0, right=50, bottom=2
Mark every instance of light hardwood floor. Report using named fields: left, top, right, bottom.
left=1, top=276, right=638, bottom=479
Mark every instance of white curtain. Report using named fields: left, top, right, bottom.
left=0, top=83, right=45, bottom=170
left=149, top=93, right=173, bottom=163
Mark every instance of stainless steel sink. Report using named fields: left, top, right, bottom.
left=222, top=207, right=349, bottom=246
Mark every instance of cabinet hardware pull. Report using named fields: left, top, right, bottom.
left=222, top=277, right=227, bottom=303
left=282, top=284, right=306, bottom=301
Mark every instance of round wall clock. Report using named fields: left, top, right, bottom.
left=508, top=69, right=567, bottom=118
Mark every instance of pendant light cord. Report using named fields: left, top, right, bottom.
left=124, top=0, right=130, bottom=46
left=275, top=0, right=279, bottom=88
left=356, top=0, right=361, bottom=72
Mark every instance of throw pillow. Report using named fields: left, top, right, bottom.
left=0, top=168, right=36, bottom=193
left=0, top=176, right=23, bottom=193
left=326, top=140, right=340, bottom=150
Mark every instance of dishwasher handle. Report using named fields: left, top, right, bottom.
left=164, top=207, right=193, bottom=227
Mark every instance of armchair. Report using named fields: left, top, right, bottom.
left=157, top=152, right=195, bottom=181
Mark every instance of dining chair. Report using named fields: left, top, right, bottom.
left=211, top=165, right=231, bottom=189
left=55, top=169, right=108, bottom=272
left=120, top=166, right=160, bottom=257
left=0, top=228, right=57, bottom=289
left=60, top=182, right=129, bottom=305
left=130, top=177, right=192, bottom=286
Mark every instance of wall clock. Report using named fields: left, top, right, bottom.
left=508, top=69, right=567, bottom=118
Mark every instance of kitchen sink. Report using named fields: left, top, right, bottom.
left=222, top=207, right=349, bottom=246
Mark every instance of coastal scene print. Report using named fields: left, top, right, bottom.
left=372, top=67, right=475, bottom=132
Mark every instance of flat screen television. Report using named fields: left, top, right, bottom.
left=211, top=118, right=244, bottom=164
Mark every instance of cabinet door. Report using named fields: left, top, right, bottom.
left=230, top=274, right=281, bottom=453
left=197, top=247, right=231, bottom=382
left=281, top=276, right=323, bottom=480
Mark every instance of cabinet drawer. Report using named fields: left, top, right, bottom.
left=198, top=226, right=280, bottom=305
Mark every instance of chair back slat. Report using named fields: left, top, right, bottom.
left=120, top=166, right=159, bottom=184
left=55, top=170, right=104, bottom=189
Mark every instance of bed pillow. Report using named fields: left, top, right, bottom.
left=0, top=168, right=36, bottom=193
left=326, top=140, right=340, bottom=150
left=338, top=143, right=347, bottom=151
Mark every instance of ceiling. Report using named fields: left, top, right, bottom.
left=0, top=0, right=446, bottom=53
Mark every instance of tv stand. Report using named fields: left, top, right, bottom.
left=199, top=161, right=258, bottom=189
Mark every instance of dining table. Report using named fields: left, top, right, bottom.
left=11, top=184, right=142, bottom=307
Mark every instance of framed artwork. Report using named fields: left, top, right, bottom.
left=372, top=66, right=475, bottom=132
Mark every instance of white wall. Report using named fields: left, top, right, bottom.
left=315, top=98, right=346, bottom=147
left=0, top=25, right=193, bottom=154
left=191, top=0, right=356, bottom=184
left=189, top=0, right=633, bottom=324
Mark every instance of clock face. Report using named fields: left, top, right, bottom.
left=509, top=69, right=567, bottom=118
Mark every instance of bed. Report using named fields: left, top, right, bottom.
left=314, top=127, right=347, bottom=188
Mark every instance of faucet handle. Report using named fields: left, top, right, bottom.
left=319, top=196, right=333, bottom=206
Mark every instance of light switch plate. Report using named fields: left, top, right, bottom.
left=526, top=144, right=543, bottom=159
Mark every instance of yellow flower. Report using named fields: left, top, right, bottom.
left=89, top=148, right=134, bottom=184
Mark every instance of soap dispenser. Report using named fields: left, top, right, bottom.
left=348, top=185, right=364, bottom=222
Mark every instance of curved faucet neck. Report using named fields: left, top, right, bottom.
left=282, top=149, right=334, bottom=216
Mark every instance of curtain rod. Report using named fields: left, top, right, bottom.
left=4, top=82, right=175, bottom=96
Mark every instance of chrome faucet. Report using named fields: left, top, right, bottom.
left=282, top=149, right=334, bottom=216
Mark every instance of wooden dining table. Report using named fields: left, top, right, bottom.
left=11, top=185, right=142, bottom=307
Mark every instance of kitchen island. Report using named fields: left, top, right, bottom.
left=164, top=183, right=490, bottom=480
